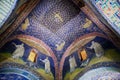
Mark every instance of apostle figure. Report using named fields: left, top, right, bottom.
left=40, top=57, right=51, bottom=74
left=12, top=43, right=25, bottom=59
left=55, top=41, right=65, bottom=51
left=88, top=41, right=104, bottom=58
left=69, top=56, right=77, bottom=73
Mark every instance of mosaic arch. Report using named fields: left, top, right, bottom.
left=61, top=35, right=120, bottom=80
left=59, top=32, right=109, bottom=80
left=0, top=34, right=58, bottom=80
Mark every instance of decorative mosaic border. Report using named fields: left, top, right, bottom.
left=74, top=62, right=120, bottom=80
left=89, top=0, right=120, bottom=35
left=0, top=62, right=46, bottom=80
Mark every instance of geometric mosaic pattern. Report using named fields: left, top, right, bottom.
left=90, top=0, right=120, bottom=35
left=0, top=0, right=17, bottom=28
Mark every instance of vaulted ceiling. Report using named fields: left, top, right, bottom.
left=0, top=0, right=120, bottom=80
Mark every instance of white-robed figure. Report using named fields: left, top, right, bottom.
left=88, top=41, right=104, bottom=58
left=69, top=56, right=77, bottom=73
left=12, top=43, right=25, bottom=59
left=40, top=57, right=51, bottom=74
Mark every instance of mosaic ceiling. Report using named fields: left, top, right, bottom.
left=0, top=0, right=120, bottom=80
